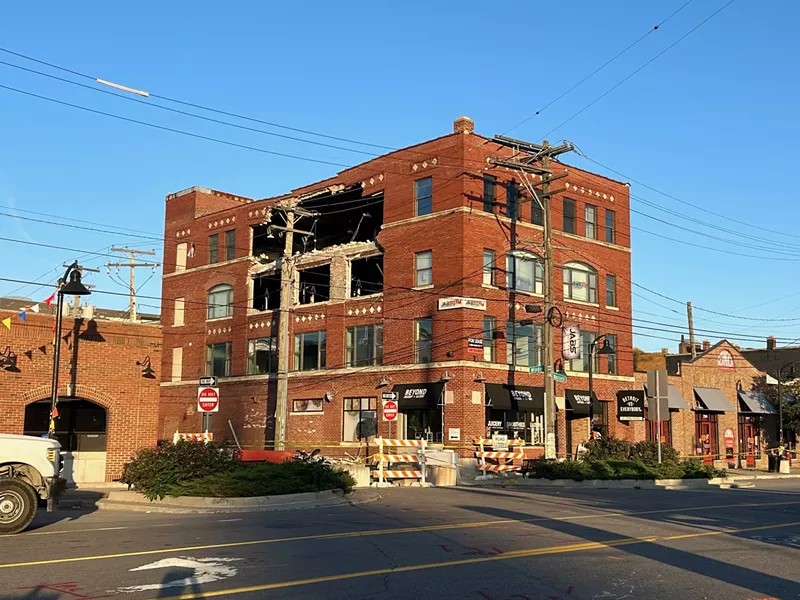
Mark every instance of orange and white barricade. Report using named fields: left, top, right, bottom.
left=474, top=438, right=523, bottom=479
left=173, top=432, right=214, bottom=443
left=372, top=438, right=428, bottom=486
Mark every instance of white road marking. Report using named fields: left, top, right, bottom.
left=110, top=556, right=243, bottom=593
left=5, top=523, right=178, bottom=538
left=218, top=518, right=242, bottom=522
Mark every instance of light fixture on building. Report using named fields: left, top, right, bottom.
left=136, top=356, right=156, bottom=379
left=554, top=359, right=567, bottom=379
left=377, top=377, right=390, bottom=388
left=475, top=372, right=487, bottom=383
left=0, top=346, right=17, bottom=371
left=324, top=392, right=334, bottom=403
left=440, top=372, right=452, bottom=383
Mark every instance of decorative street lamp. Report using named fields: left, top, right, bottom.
left=588, top=334, right=616, bottom=439
left=48, top=262, right=91, bottom=440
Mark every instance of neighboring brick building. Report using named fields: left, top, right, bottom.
left=159, top=116, right=636, bottom=459
left=634, top=340, right=779, bottom=469
left=0, top=298, right=161, bottom=482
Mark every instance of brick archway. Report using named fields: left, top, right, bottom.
left=22, top=384, right=117, bottom=410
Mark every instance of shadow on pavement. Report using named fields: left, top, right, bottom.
left=455, top=497, right=800, bottom=599
left=156, top=568, right=203, bottom=598
left=24, top=490, right=105, bottom=532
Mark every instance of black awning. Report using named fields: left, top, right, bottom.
left=484, top=383, right=512, bottom=410
left=484, top=384, right=544, bottom=412
left=737, top=390, right=777, bottom=415
left=694, top=387, right=735, bottom=412
left=392, top=382, right=445, bottom=410
left=564, top=389, right=594, bottom=416
left=509, top=386, right=545, bottom=412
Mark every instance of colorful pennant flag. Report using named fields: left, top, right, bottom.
left=23, top=350, right=32, bottom=360
left=30, top=304, right=40, bottom=313
left=1, top=317, right=10, bottom=330
left=44, top=293, right=55, bottom=308
left=17, top=311, right=26, bottom=322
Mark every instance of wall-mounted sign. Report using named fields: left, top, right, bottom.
left=717, top=349, right=735, bottom=371
left=438, top=297, right=487, bottom=311
left=616, top=390, right=645, bottom=421
left=448, top=428, right=461, bottom=441
left=491, top=433, right=509, bottom=451
left=562, top=326, right=581, bottom=360
left=467, top=337, right=484, bottom=354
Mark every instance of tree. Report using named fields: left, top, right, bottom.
left=750, top=375, right=800, bottom=444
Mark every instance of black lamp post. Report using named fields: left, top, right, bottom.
left=588, top=334, right=616, bottom=439
left=48, top=262, right=91, bottom=440
left=776, top=361, right=796, bottom=447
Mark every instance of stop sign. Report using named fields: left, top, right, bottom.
left=382, top=400, right=398, bottom=422
left=197, top=387, right=220, bottom=413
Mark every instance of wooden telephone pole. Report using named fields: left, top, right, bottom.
left=105, top=247, right=160, bottom=322
left=490, top=136, right=574, bottom=458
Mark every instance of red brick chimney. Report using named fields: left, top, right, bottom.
left=702, top=339, right=711, bottom=351
left=767, top=335, right=776, bottom=350
left=453, top=116, right=474, bottom=134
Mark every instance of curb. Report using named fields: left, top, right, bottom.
left=96, top=489, right=381, bottom=514
left=460, top=477, right=714, bottom=490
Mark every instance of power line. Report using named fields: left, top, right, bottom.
left=504, top=0, right=696, bottom=134
left=540, top=0, right=738, bottom=139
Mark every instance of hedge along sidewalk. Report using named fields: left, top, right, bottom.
left=462, top=478, right=715, bottom=490
left=96, top=488, right=381, bottom=514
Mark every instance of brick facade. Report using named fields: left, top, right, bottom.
left=634, top=341, right=775, bottom=469
left=0, top=306, right=161, bottom=480
left=159, top=118, right=636, bottom=459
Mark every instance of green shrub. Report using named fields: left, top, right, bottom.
left=524, top=457, right=720, bottom=481
left=121, top=440, right=241, bottom=500
left=631, top=441, right=679, bottom=465
left=170, top=461, right=356, bottom=497
left=583, top=438, right=633, bottom=462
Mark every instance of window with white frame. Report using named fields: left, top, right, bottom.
left=482, top=249, right=496, bottom=285
left=506, top=251, right=543, bottom=294
left=205, top=342, right=231, bottom=377
left=293, top=331, right=326, bottom=371
left=415, top=250, right=432, bottom=286
left=585, top=204, right=597, bottom=239
left=563, top=262, right=597, bottom=303
left=506, top=321, right=543, bottom=367
left=414, top=177, right=433, bottom=216
left=415, top=317, right=433, bottom=363
left=207, top=284, right=234, bottom=319
left=247, top=337, right=277, bottom=374
left=483, top=316, right=495, bottom=362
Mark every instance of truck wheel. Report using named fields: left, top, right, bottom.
left=0, top=479, right=37, bottom=535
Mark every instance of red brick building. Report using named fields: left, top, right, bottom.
left=0, top=299, right=161, bottom=482
left=158, top=117, right=635, bottom=459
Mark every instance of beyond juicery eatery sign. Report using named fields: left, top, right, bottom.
left=402, top=387, right=428, bottom=400
left=616, top=390, right=645, bottom=421
left=510, top=389, right=533, bottom=403
left=572, top=393, right=591, bottom=405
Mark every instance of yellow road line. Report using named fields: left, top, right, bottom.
left=153, top=519, right=800, bottom=599
left=1, top=499, right=798, bottom=570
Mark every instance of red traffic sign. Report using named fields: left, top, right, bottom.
left=197, top=386, right=220, bottom=413
left=382, top=400, right=398, bottom=422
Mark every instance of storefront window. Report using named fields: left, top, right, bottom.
left=592, top=401, right=610, bottom=439
left=484, top=408, right=543, bottom=444
left=343, top=397, right=377, bottom=442
left=404, top=409, right=442, bottom=443
left=644, top=408, right=673, bottom=446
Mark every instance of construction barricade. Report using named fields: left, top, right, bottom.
left=474, top=438, right=523, bottom=479
left=372, top=438, right=428, bottom=486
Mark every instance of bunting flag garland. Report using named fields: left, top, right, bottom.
left=44, top=293, right=55, bottom=308
left=23, top=350, right=32, bottom=360
left=30, top=304, right=40, bottom=313
left=17, top=311, right=26, bottom=322
left=1, top=291, right=67, bottom=360
left=1, top=318, right=10, bottom=330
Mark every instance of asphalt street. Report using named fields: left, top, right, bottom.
left=2, top=481, right=800, bottom=600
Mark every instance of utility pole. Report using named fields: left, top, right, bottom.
left=62, top=264, right=99, bottom=317
left=272, top=204, right=316, bottom=450
left=687, top=301, right=696, bottom=359
left=105, top=247, right=160, bottom=322
left=490, top=136, right=574, bottom=459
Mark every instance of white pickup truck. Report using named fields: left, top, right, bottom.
left=0, top=433, right=63, bottom=534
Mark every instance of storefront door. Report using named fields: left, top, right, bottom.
left=700, top=421, right=715, bottom=465
left=741, top=421, right=756, bottom=467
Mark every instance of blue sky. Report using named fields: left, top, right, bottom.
left=1, top=1, right=798, bottom=351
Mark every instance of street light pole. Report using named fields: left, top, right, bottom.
left=47, top=261, right=91, bottom=511
left=588, top=334, right=615, bottom=440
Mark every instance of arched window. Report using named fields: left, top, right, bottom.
left=506, top=251, right=543, bottom=294
left=563, top=262, right=597, bottom=303
left=207, top=284, right=234, bottom=319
